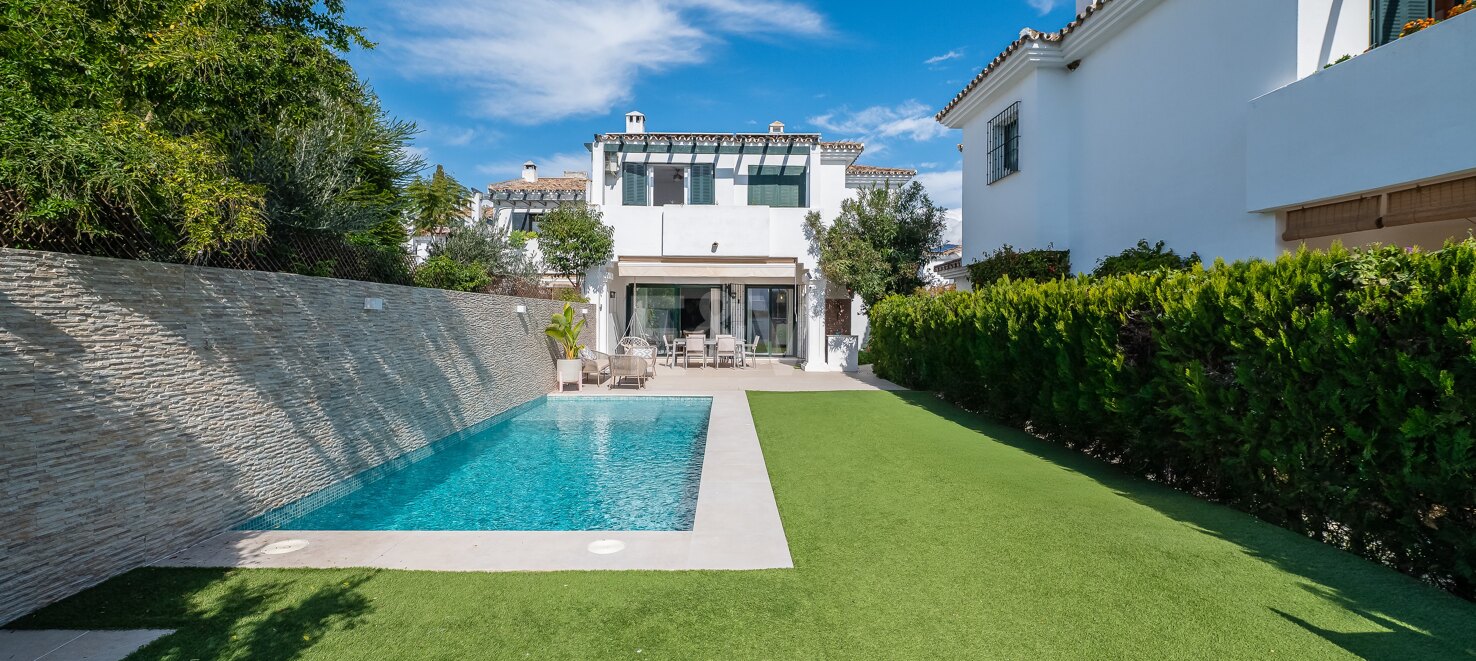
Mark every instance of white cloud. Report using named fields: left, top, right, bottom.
left=808, top=100, right=950, bottom=146
left=1027, top=0, right=1061, bottom=14
left=375, top=0, right=827, bottom=124
left=914, top=169, right=963, bottom=243
left=924, top=50, right=963, bottom=65
left=476, top=152, right=594, bottom=185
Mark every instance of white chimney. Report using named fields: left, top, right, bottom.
left=522, top=161, right=537, bottom=182
left=625, top=111, right=646, bottom=134
left=769, top=121, right=784, bottom=134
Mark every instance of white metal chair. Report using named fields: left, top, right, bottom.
left=714, top=335, right=738, bottom=369
left=745, top=335, right=763, bottom=366
left=661, top=335, right=677, bottom=368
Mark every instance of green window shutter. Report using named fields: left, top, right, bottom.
left=623, top=163, right=647, bottom=206
left=1374, top=0, right=1433, bottom=46
left=747, top=165, right=766, bottom=206
left=690, top=165, right=715, bottom=205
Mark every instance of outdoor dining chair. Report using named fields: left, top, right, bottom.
left=684, top=332, right=706, bottom=368
left=714, top=335, right=738, bottom=369
left=744, top=335, right=762, bottom=366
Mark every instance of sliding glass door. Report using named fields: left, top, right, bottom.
left=745, top=286, right=794, bottom=356
left=628, top=285, right=723, bottom=352
left=628, top=283, right=795, bottom=356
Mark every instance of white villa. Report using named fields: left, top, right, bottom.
left=940, top=0, right=1476, bottom=278
left=483, top=113, right=915, bottom=370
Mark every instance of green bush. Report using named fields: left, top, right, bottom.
left=966, top=244, right=1071, bottom=285
left=553, top=288, right=587, bottom=303
left=869, top=241, right=1476, bottom=599
left=412, top=255, right=490, bottom=292
left=1092, top=239, right=1200, bottom=277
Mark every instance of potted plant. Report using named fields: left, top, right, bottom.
left=545, top=303, right=586, bottom=389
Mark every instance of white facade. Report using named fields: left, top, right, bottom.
left=944, top=0, right=1476, bottom=273
left=486, top=116, right=913, bottom=371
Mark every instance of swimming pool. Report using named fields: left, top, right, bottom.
left=240, top=396, right=711, bottom=531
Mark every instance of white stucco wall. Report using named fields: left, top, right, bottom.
left=952, top=0, right=1342, bottom=272
left=1248, top=12, right=1476, bottom=212
left=1297, top=0, right=1374, bottom=77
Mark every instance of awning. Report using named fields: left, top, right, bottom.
left=616, top=259, right=799, bottom=279
left=1385, top=176, right=1476, bottom=227
left=1283, top=197, right=1380, bottom=241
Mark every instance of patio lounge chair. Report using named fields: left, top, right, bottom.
left=714, top=335, right=738, bottom=369
left=619, top=336, right=657, bottom=378
left=579, top=349, right=610, bottom=386
left=609, top=354, right=648, bottom=389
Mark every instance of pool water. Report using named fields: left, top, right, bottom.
left=240, top=396, right=711, bottom=531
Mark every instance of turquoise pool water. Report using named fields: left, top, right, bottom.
left=239, top=397, right=711, bottom=531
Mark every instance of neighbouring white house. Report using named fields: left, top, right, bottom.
left=484, top=162, right=590, bottom=289
left=939, top=0, right=1476, bottom=279
left=483, top=112, right=914, bottom=370
left=920, top=243, right=962, bottom=287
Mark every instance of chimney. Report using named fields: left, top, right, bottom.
left=522, top=161, right=537, bottom=182
left=625, top=111, right=646, bottom=134
left=769, top=120, right=785, bottom=134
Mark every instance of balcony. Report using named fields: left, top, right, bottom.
left=1246, top=11, right=1476, bottom=212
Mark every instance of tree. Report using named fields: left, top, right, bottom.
left=804, top=181, right=947, bottom=308
left=405, top=165, right=469, bottom=235
left=537, top=203, right=614, bottom=289
left=0, top=0, right=415, bottom=257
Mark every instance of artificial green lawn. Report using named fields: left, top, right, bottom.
left=10, top=391, right=1476, bottom=659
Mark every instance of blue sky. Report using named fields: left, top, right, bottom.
left=343, top=0, right=1080, bottom=238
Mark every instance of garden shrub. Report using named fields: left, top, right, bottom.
left=966, top=244, right=1071, bottom=285
left=869, top=241, right=1476, bottom=599
left=1092, top=239, right=1200, bottom=277
left=412, top=255, right=491, bottom=292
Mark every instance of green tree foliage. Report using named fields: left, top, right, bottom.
left=1092, top=239, right=1200, bottom=277
left=868, top=241, right=1476, bottom=598
left=966, top=244, right=1071, bottom=285
left=804, top=181, right=947, bottom=308
left=0, top=0, right=416, bottom=257
left=537, top=203, right=614, bottom=288
left=418, top=225, right=539, bottom=295
left=405, top=165, right=469, bottom=235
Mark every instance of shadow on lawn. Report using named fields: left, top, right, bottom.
left=884, top=390, right=1476, bottom=661
left=7, top=568, right=376, bottom=660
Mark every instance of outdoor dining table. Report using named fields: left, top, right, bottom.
left=672, top=337, right=749, bottom=367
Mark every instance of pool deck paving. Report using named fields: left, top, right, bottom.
left=0, top=629, right=173, bottom=661
left=154, top=365, right=896, bottom=573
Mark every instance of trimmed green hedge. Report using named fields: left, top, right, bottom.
left=870, top=242, right=1476, bottom=598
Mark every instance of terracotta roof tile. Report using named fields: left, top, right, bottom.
left=847, top=165, right=917, bottom=177
left=936, top=0, right=1115, bottom=123
left=819, top=141, right=865, bottom=151
left=487, top=177, right=588, bottom=192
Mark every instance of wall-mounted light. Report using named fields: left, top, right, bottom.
left=711, top=242, right=719, bottom=253
left=514, top=304, right=527, bottom=315
left=364, top=297, right=384, bottom=311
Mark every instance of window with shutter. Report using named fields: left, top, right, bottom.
left=747, top=165, right=805, bottom=207
left=623, top=163, right=648, bottom=206
left=1374, top=0, right=1433, bottom=45
left=690, top=164, right=715, bottom=205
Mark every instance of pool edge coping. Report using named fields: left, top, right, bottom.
left=153, top=391, right=794, bottom=572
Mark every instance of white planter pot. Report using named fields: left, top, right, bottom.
left=826, top=335, right=859, bottom=373
left=556, top=358, right=582, bottom=388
